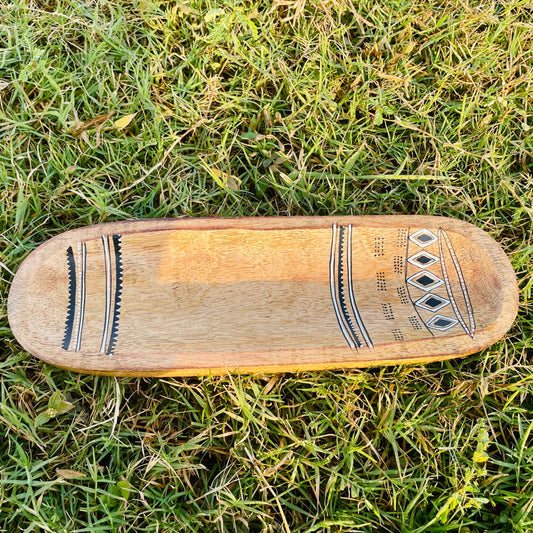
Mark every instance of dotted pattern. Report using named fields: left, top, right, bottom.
left=392, top=329, right=404, bottom=341
left=376, top=271, right=387, bottom=291
left=381, top=303, right=395, bottom=321
left=393, top=255, right=404, bottom=274
left=408, top=315, right=424, bottom=330
left=397, top=286, right=409, bottom=304
left=396, top=228, right=408, bottom=248
left=374, top=237, right=385, bottom=257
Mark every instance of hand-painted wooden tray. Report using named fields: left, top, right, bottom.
left=7, top=216, right=518, bottom=376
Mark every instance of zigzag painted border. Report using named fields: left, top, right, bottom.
left=106, top=234, right=123, bottom=356
left=62, top=246, right=77, bottom=351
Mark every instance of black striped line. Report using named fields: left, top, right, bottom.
left=99, top=235, right=112, bottom=354
left=73, top=242, right=87, bottom=352
left=337, top=226, right=362, bottom=347
left=62, top=246, right=77, bottom=350
left=438, top=228, right=476, bottom=338
left=106, top=235, right=123, bottom=356
left=329, top=224, right=357, bottom=349
left=347, top=225, right=373, bottom=348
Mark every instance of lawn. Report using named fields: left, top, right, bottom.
left=0, top=0, right=532, bottom=531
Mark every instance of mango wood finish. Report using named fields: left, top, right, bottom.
left=8, top=216, right=519, bottom=376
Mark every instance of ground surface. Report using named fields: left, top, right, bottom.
left=0, top=1, right=532, bottom=531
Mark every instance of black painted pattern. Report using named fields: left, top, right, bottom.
left=381, top=303, right=395, bottom=321
left=404, top=228, right=435, bottom=337
left=408, top=315, right=424, bottom=330
left=393, top=255, right=404, bottom=274
left=337, top=226, right=362, bottom=348
left=373, top=237, right=385, bottom=257
left=397, top=286, right=410, bottom=304
left=62, top=246, right=76, bottom=350
left=392, top=329, right=404, bottom=341
left=106, top=234, right=123, bottom=356
left=376, top=271, right=387, bottom=291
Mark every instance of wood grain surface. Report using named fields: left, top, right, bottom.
left=7, top=216, right=519, bottom=376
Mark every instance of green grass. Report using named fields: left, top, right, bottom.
left=0, top=0, right=532, bottom=531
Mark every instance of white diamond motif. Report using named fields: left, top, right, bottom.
left=407, top=270, right=444, bottom=292
left=415, top=293, right=450, bottom=312
left=409, top=229, right=437, bottom=248
left=427, top=314, right=459, bottom=331
left=408, top=250, right=440, bottom=268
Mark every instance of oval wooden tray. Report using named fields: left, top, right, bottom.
left=7, top=216, right=519, bottom=376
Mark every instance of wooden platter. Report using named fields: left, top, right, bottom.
left=7, top=216, right=519, bottom=376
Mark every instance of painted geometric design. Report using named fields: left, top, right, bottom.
left=337, top=226, right=362, bottom=348
left=396, top=228, right=408, bottom=248
left=329, top=224, right=359, bottom=349
left=415, top=293, right=450, bottom=312
left=409, top=229, right=437, bottom=247
left=329, top=224, right=373, bottom=349
left=381, top=302, right=395, bottom=321
left=407, top=270, right=444, bottom=292
left=408, top=315, right=424, bottom=330
left=62, top=234, right=122, bottom=356
left=397, top=286, right=409, bottom=304
left=62, top=243, right=87, bottom=353
left=438, top=228, right=476, bottom=338
left=427, top=315, right=459, bottom=331
left=393, top=255, right=404, bottom=274
left=374, top=237, right=385, bottom=257
left=376, top=271, right=387, bottom=291
left=62, top=246, right=77, bottom=351
left=408, top=250, right=439, bottom=268
left=392, top=329, right=404, bottom=341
